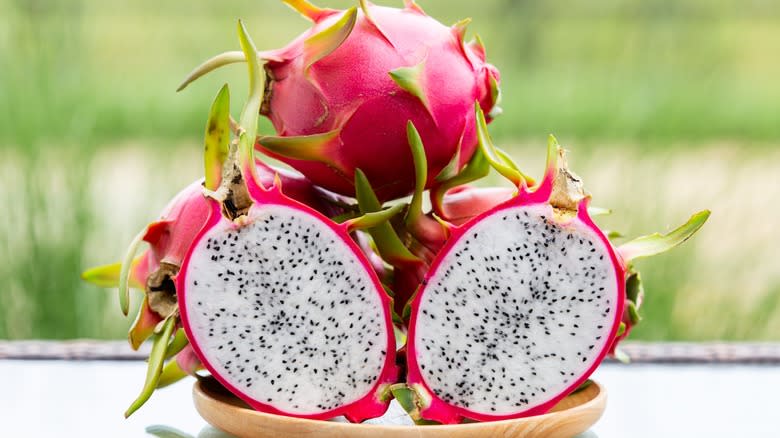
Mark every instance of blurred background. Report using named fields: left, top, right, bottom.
left=0, top=0, right=777, bottom=341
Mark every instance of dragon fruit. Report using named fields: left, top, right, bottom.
left=178, top=0, right=500, bottom=201
left=176, top=23, right=399, bottom=422
left=81, top=1, right=711, bottom=424
left=385, top=118, right=702, bottom=360
left=81, top=86, right=351, bottom=417
left=397, top=108, right=709, bottom=423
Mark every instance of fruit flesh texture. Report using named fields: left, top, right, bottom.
left=435, top=185, right=648, bottom=357
left=404, top=137, right=625, bottom=422
left=260, top=5, right=498, bottom=200
left=181, top=203, right=392, bottom=416
left=408, top=203, right=621, bottom=421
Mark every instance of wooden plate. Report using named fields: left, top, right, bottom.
left=193, top=377, right=606, bottom=438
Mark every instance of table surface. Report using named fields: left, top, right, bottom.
left=2, top=356, right=779, bottom=437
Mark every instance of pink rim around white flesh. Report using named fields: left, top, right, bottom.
left=177, top=180, right=397, bottom=422
left=405, top=167, right=625, bottom=423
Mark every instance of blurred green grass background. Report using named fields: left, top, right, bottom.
left=0, top=0, right=778, bottom=340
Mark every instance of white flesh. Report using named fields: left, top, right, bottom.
left=184, top=205, right=389, bottom=414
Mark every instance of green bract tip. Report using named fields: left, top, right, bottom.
left=354, top=170, right=421, bottom=266
left=204, top=84, right=231, bottom=192
left=236, top=19, right=265, bottom=186
left=618, top=210, right=711, bottom=262
left=303, top=7, right=358, bottom=73
left=405, top=121, right=428, bottom=228
left=389, top=58, right=431, bottom=115
left=283, top=0, right=338, bottom=22
left=118, top=228, right=147, bottom=316
left=125, top=316, right=176, bottom=417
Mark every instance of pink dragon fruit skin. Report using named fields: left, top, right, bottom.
left=438, top=185, right=514, bottom=225
left=257, top=2, right=500, bottom=201
left=141, top=180, right=211, bottom=274
left=134, top=160, right=342, bottom=287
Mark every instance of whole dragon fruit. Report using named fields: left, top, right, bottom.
left=178, top=0, right=501, bottom=201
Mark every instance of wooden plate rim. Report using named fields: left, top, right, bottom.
left=193, top=378, right=606, bottom=432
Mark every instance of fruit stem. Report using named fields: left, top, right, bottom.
left=547, top=142, right=587, bottom=216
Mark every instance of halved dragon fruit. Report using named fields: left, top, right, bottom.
left=81, top=85, right=361, bottom=418
left=178, top=0, right=500, bottom=201
left=176, top=23, right=399, bottom=422
left=399, top=108, right=709, bottom=423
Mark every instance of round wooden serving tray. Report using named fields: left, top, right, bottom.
left=193, top=377, right=606, bottom=438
